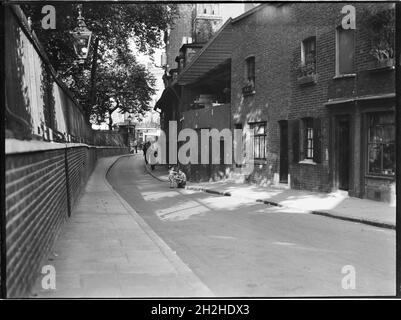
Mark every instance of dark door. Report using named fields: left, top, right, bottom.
left=279, top=121, right=289, bottom=183
left=338, top=119, right=350, bottom=190
left=234, top=123, right=243, bottom=168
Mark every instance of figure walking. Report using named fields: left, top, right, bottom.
left=143, top=141, right=149, bottom=164
left=133, top=139, right=138, bottom=153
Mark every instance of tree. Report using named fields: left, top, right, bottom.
left=21, top=3, right=177, bottom=122
left=93, top=51, right=156, bottom=130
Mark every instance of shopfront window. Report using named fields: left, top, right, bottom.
left=368, top=112, right=395, bottom=176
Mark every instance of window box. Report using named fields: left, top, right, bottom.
left=242, top=83, right=255, bottom=96
left=297, top=60, right=317, bottom=85
left=368, top=58, right=395, bottom=71
left=298, top=159, right=317, bottom=165
left=332, top=73, right=356, bottom=79
left=297, top=73, right=318, bottom=85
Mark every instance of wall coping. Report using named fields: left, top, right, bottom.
left=6, top=139, right=128, bottom=155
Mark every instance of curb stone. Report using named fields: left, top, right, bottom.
left=143, top=164, right=395, bottom=230
left=106, top=155, right=214, bottom=296
left=143, top=162, right=169, bottom=182
left=183, top=186, right=395, bottom=230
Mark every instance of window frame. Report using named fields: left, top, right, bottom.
left=249, top=121, right=267, bottom=160
left=245, top=56, right=256, bottom=85
left=335, top=26, right=355, bottom=76
left=367, top=112, right=395, bottom=177
left=301, top=36, right=316, bottom=67
left=302, top=117, right=314, bottom=160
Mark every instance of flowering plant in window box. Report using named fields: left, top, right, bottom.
left=242, top=79, right=255, bottom=96
left=297, top=62, right=317, bottom=85
left=369, top=46, right=394, bottom=69
left=297, top=53, right=317, bottom=85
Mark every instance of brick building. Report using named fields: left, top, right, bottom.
left=156, top=3, right=396, bottom=203
left=232, top=3, right=395, bottom=202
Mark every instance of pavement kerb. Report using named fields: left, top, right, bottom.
left=142, top=165, right=394, bottom=230
left=190, top=186, right=395, bottom=230
left=186, top=186, right=395, bottom=230
left=105, top=155, right=215, bottom=297
left=143, top=162, right=168, bottom=182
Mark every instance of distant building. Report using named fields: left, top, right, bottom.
left=156, top=3, right=248, bottom=161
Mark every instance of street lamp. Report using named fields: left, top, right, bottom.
left=70, top=4, right=92, bottom=64
left=127, top=114, right=133, bottom=130
left=127, top=114, right=133, bottom=149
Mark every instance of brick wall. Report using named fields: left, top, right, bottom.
left=93, top=131, right=126, bottom=147
left=230, top=3, right=395, bottom=197
left=2, top=6, right=132, bottom=297
left=5, top=149, right=67, bottom=297
left=287, top=2, right=395, bottom=198
left=180, top=104, right=231, bottom=182
left=231, top=4, right=293, bottom=184
left=5, top=143, right=128, bottom=297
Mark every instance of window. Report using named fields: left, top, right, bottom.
left=336, top=27, right=355, bottom=75
left=212, top=4, right=219, bottom=15
left=301, top=36, right=316, bottom=68
left=245, top=56, right=255, bottom=85
left=243, top=56, right=255, bottom=95
left=368, top=112, right=395, bottom=176
left=250, top=122, right=266, bottom=159
left=303, top=118, right=314, bottom=159
left=199, top=4, right=219, bottom=15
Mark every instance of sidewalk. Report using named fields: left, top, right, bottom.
left=32, top=155, right=213, bottom=298
left=146, top=165, right=395, bottom=230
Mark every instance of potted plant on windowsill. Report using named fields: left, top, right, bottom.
left=370, top=45, right=394, bottom=70
left=361, top=5, right=395, bottom=71
left=297, top=54, right=317, bottom=85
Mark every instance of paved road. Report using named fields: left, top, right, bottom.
left=107, top=155, right=395, bottom=297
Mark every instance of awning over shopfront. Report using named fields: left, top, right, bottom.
left=177, top=19, right=234, bottom=86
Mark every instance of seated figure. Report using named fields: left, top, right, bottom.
left=168, top=166, right=186, bottom=188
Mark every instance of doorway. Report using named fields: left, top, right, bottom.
left=234, top=123, right=243, bottom=168
left=279, top=121, right=289, bottom=183
left=337, top=117, right=350, bottom=191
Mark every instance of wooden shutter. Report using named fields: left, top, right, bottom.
left=313, top=117, right=322, bottom=163
left=291, top=119, right=300, bottom=163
